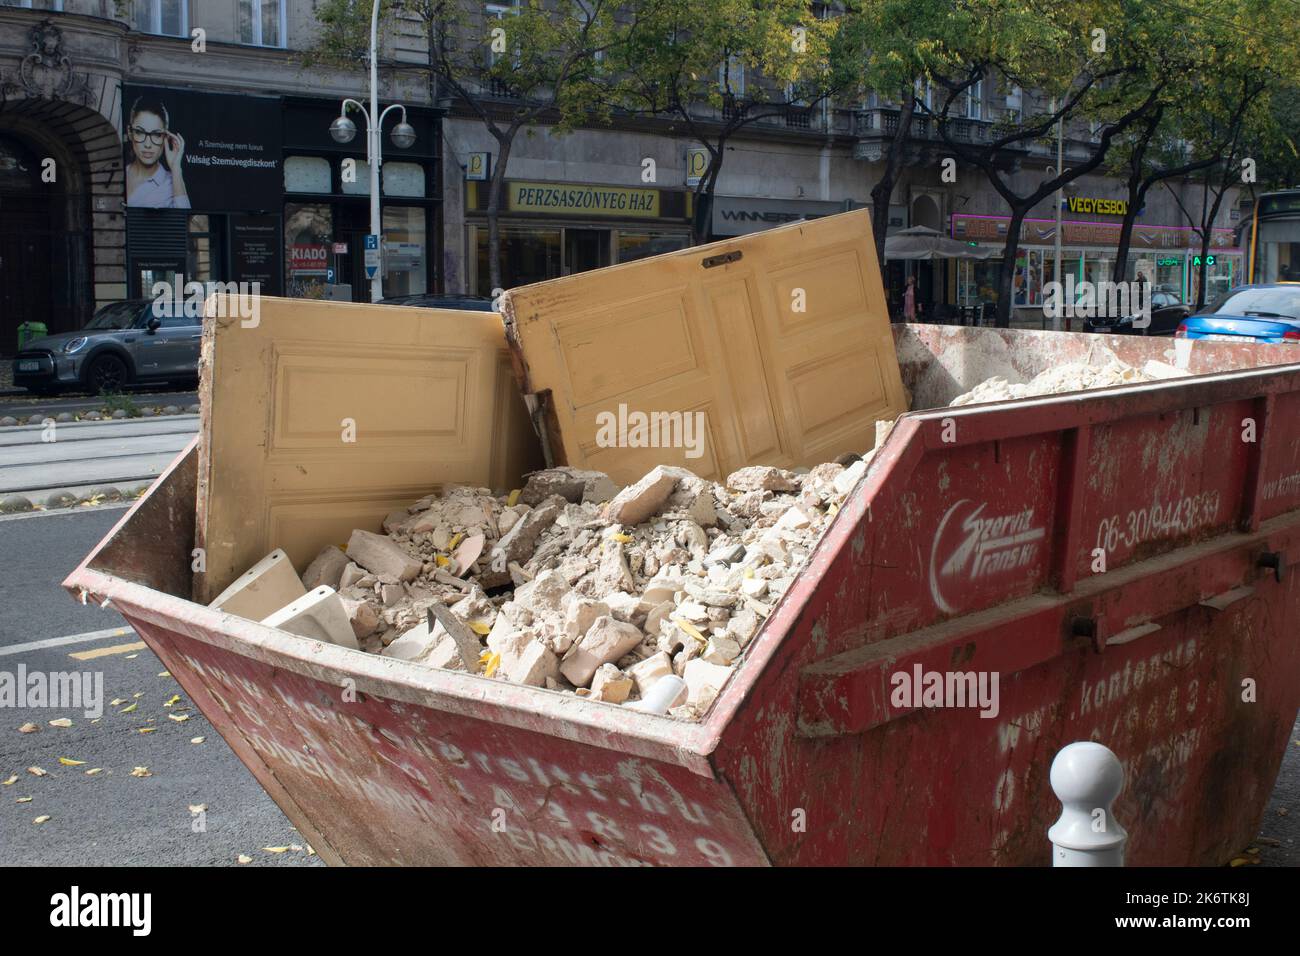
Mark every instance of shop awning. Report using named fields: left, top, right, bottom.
left=885, top=225, right=995, bottom=260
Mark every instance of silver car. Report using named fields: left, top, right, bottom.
left=12, top=299, right=202, bottom=395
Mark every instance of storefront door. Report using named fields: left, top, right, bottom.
left=564, top=228, right=610, bottom=276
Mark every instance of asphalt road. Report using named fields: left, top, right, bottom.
left=0, top=416, right=198, bottom=502
left=0, top=506, right=319, bottom=867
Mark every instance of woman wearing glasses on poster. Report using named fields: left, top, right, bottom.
left=125, top=97, right=190, bottom=209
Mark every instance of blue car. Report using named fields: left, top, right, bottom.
left=1177, top=283, right=1300, bottom=343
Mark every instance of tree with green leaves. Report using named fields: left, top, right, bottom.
left=831, top=0, right=966, bottom=272
left=919, top=0, right=1166, bottom=327
left=612, top=0, right=837, bottom=245
left=304, top=0, right=628, bottom=294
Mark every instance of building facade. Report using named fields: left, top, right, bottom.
left=0, top=0, right=444, bottom=352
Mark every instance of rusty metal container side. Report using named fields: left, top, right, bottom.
left=65, top=326, right=1300, bottom=866
left=712, top=332, right=1300, bottom=865
left=500, top=209, right=907, bottom=486
left=194, top=296, right=543, bottom=603
left=66, top=443, right=769, bottom=867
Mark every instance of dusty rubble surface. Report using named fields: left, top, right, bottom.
left=299, top=460, right=863, bottom=721
left=948, top=357, right=1189, bottom=406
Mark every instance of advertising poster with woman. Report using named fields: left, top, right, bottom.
left=122, top=85, right=282, bottom=211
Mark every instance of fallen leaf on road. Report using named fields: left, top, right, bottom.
left=132, top=693, right=143, bottom=699
left=164, top=695, right=180, bottom=707
left=158, top=671, right=171, bottom=678
left=190, top=737, right=205, bottom=744
left=33, top=815, right=50, bottom=824
left=129, top=767, right=151, bottom=778
left=137, top=727, right=157, bottom=734
left=262, top=846, right=290, bottom=854
left=84, top=769, right=102, bottom=776
left=237, top=854, right=252, bottom=864
left=306, top=845, right=315, bottom=856
left=168, top=713, right=190, bottom=722
left=26, top=767, right=47, bottom=777
left=124, top=654, right=138, bottom=659
left=118, top=703, right=138, bottom=714
left=16, top=796, right=32, bottom=803
left=290, top=844, right=303, bottom=852
left=57, top=757, right=85, bottom=767
left=110, top=698, right=124, bottom=706
left=2, top=775, right=16, bottom=786
left=18, top=723, right=38, bottom=734
left=48, top=718, right=72, bottom=728
left=189, top=804, right=207, bottom=814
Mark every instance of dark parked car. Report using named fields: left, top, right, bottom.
left=1084, top=288, right=1190, bottom=336
left=378, top=293, right=497, bottom=312
left=12, top=298, right=201, bottom=396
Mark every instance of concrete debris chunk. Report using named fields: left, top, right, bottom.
left=346, top=529, right=421, bottom=582
left=302, top=545, right=350, bottom=590
left=590, top=664, right=634, bottom=703
left=561, top=615, right=644, bottom=687
left=683, top=658, right=734, bottom=711
left=605, top=465, right=686, bottom=527
left=726, top=465, right=799, bottom=493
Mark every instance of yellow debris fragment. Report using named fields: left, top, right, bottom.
left=85, top=768, right=102, bottom=776
left=468, top=620, right=491, bottom=636
left=484, top=652, right=501, bottom=678
left=33, top=815, right=50, bottom=825
left=56, top=757, right=85, bottom=767
left=129, top=767, right=151, bottom=778
left=1, top=775, right=16, bottom=786
left=48, top=718, right=72, bottom=728
left=506, top=489, right=521, bottom=507
left=26, top=767, right=47, bottom=777
left=119, top=702, right=138, bottom=714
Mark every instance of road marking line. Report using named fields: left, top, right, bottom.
left=0, top=626, right=134, bottom=658
left=70, top=641, right=147, bottom=661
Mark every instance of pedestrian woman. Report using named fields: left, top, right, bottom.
left=903, top=274, right=919, bottom=322
left=125, top=97, right=190, bottom=209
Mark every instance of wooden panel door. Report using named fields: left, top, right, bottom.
left=194, top=295, right=542, bottom=602
left=501, top=209, right=905, bottom=485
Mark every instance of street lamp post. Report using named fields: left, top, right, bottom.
left=328, top=0, right=416, bottom=302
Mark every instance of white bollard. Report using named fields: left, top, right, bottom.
left=1047, top=741, right=1128, bottom=867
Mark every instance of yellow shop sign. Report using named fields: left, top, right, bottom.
left=507, top=181, right=661, bottom=218
left=1066, top=196, right=1128, bottom=217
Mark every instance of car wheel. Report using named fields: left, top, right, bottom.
left=85, top=354, right=130, bottom=393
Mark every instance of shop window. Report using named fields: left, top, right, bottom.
left=382, top=206, right=428, bottom=297
left=240, top=0, right=286, bottom=48
left=382, top=163, right=426, bottom=198
left=617, top=233, right=688, bottom=264
left=285, top=203, right=333, bottom=298
left=340, top=159, right=373, bottom=196
left=284, top=156, right=331, bottom=194
left=134, top=0, right=187, bottom=37
left=486, top=1, right=521, bottom=69
left=474, top=226, right=561, bottom=296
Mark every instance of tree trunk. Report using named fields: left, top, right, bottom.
left=995, top=206, right=1029, bottom=328
left=486, top=132, right=514, bottom=296
left=870, top=96, right=916, bottom=275
left=691, top=148, right=723, bottom=246
left=1196, top=186, right=1229, bottom=309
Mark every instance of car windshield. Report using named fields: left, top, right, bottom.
left=83, top=301, right=143, bottom=331
left=1204, top=287, right=1300, bottom=320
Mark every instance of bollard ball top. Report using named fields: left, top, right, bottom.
left=1050, top=741, right=1124, bottom=807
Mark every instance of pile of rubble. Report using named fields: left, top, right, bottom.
left=292, top=459, right=867, bottom=720
left=948, top=358, right=1189, bottom=406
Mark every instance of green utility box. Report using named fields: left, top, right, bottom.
left=16, top=321, right=47, bottom=351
